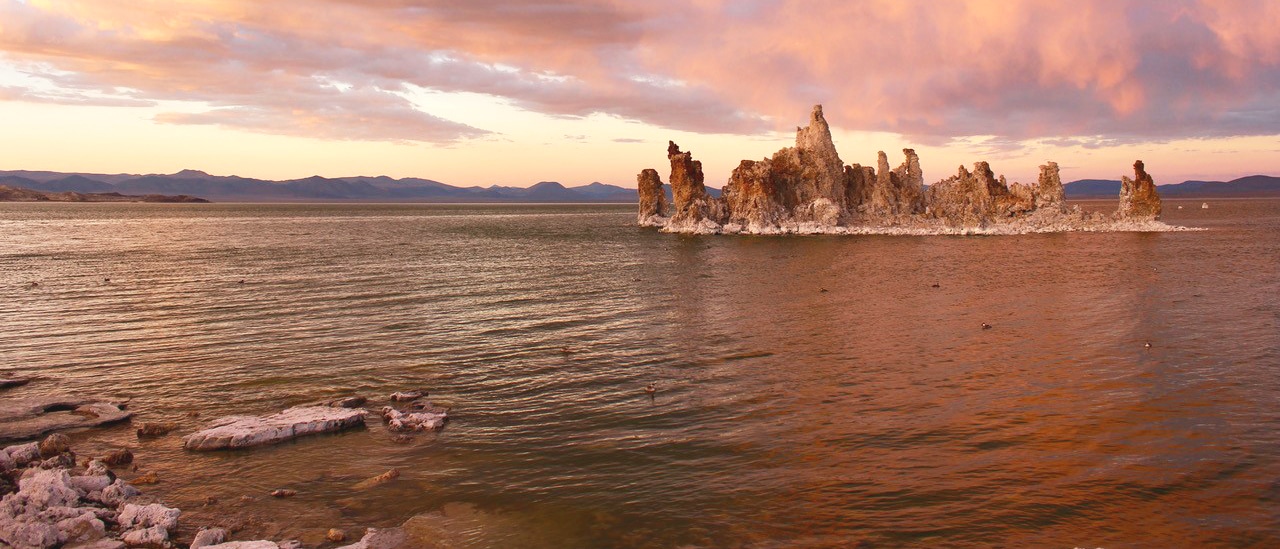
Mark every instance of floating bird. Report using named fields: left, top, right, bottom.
left=931, top=283, right=940, bottom=288
left=981, top=323, right=992, bottom=330
left=28, top=281, right=39, bottom=288
left=644, top=383, right=656, bottom=397
left=819, top=287, right=829, bottom=293
left=238, top=279, right=246, bottom=284
left=103, top=278, right=111, bottom=282
left=1144, top=342, right=1152, bottom=348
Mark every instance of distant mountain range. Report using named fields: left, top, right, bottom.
left=1063, top=175, right=1280, bottom=198
left=0, top=168, right=1269, bottom=202
left=0, top=169, right=649, bottom=203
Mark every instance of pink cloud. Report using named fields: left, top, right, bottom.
left=0, top=0, right=1276, bottom=144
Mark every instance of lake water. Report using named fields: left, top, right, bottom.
left=1, top=199, right=1278, bottom=547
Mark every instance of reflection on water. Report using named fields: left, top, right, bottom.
left=1, top=200, right=1278, bottom=547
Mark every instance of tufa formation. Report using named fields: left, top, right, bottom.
left=637, top=105, right=1167, bottom=234
left=636, top=168, right=668, bottom=227
left=1118, top=160, right=1162, bottom=219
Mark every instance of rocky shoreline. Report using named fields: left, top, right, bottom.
left=637, top=105, right=1188, bottom=235
left=1, top=385, right=450, bottom=549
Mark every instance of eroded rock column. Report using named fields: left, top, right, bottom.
left=666, top=142, right=726, bottom=231
left=1117, top=160, right=1162, bottom=219
left=636, top=168, right=668, bottom=227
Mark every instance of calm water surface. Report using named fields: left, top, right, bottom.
left=1, top=200, right=1278, bottom=547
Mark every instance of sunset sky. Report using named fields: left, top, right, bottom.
left=1, top=0, right=1278, bottom=188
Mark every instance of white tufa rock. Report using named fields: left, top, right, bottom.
left=121, top=525, right=168, bottom=547
left=190, top=527, right=229, bottom=548
left=65, top=540, right=126, bottom=549
left=183, top=406, right=366, bottom=451
left=118, top=503, right=179, bottom=532
left=1, top=469, right=105, bottom=548
left=2, top=443, right=41, bottom=471
left=69, top=475, right=113, bottom=495
left=90, top=480, right=140, bottom=508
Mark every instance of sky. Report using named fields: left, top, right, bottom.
left=1, top=0, right=1278, bottom=188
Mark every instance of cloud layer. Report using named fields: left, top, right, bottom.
left=1, top=0, right=1277, bottom=144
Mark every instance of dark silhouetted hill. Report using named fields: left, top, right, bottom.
left=1065, top=175, right=1280, bottom=198
left=0, top=169, right=653, bottom=202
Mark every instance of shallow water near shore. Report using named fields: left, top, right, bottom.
left=1, top=199, right=1278, bottom=547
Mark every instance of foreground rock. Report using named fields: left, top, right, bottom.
left=0, top=397, right=132, bottom=444
left=183, top=406, right=366, bottom=451
left=0, top=438, right=150, bottom=548
left=3, top=438, right=446, bottom=549
left=639, top=105, right=1178, bottom=235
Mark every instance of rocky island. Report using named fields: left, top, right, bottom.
left=0, top=185, right=209, bottom=203
left=638, top=105, right=1176, bottom=235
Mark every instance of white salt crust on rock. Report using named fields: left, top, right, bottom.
left=183, top=406, right=366, bottom=451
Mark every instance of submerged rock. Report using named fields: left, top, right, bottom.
left=636, top=168, right=669, bottom=227
left=0, top=378, right=31, bottom=390
left=321, top=396, right=368, bottom=409
left=183, top=407, right=366, bottom=451
left=388, top=391, right=422, bottom=402
left=0, top=397, right=132, bottom=444
left=1117, top=160, right=1162, bottom=219
left=353, top=470, right=400, bottom=491
left=134, top=422, right=177, bottom=437
left=334, top=527, right=407, bottom=549
left=98, top=449, right=132, bottom=466
left=380, top=406, right=447, bottom=432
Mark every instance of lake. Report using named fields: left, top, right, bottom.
left=1, top=199, right=1277, bottom=547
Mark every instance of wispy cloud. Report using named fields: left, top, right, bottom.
left=1, top=0, right=1277, bottom=145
